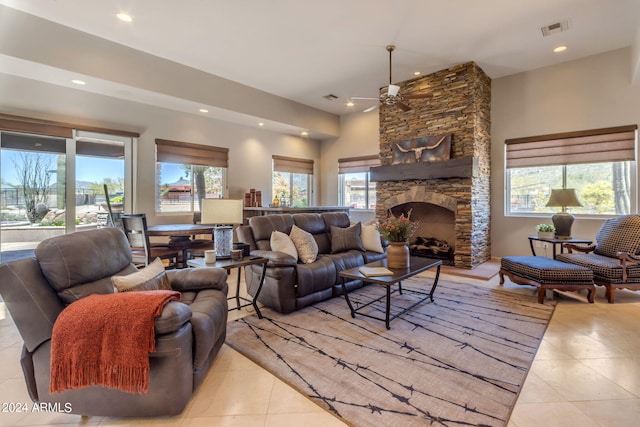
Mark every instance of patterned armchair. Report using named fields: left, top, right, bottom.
left=557, top=215, right=640, bottom=303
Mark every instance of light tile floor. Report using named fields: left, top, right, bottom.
left=2, top=269, right=640, bottom=426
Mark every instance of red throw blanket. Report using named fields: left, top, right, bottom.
left=50, top=290, right=180, bottom=394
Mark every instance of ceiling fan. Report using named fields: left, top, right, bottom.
left=351, top=45, right=432, bottom=112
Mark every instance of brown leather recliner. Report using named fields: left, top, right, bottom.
left=0, top=228, right=228, bottom=417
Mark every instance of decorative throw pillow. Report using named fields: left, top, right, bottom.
left=289, top=225, right=319, bottom=264
left=270, top=230, right=298, bottom=259
left=330, top=223, right=364, bottom=253
left=111, top=258, right=172, bottom=292
left=361, top=223, right=384, bottom=253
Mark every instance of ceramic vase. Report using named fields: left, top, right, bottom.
left=387, top=241, right=410, bottom=269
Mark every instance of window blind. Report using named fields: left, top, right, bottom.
left=338, top=155, right=380, bottom=174
left=272, top=155, right=314, bottom=174
left=156, top=139, right=228, bottom=168
left=0, top=113, right=139, bottom=139
left=505, top=125, right=637, bottom=168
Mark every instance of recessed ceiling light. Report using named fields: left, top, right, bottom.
left=71, top=79, right=86, bottom=85
left=346, top=101, right=354, bottom=107
left=553, top=45, right=567, bottom=53
left=414, top=71, right=421, bottom=76
left=117, top=12, right=132, bottom=22
left=258, top=122, right=264, bottom=127
left=199, top=108, right=209, bottom=113
left=301, top=131, right=309, bottom=136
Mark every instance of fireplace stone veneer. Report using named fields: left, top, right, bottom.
left=374, top=62, right=491, bottom=269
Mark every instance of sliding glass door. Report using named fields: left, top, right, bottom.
left=1, top=130, right=133, bottom=255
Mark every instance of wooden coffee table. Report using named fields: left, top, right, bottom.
left=339, top=257, right=442, bottom=329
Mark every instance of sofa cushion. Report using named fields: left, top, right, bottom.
left=594, top=215, right=640, bottom=258
left=323, top=250, right=366, bottom=285
left=270, top=231, right=298, bottom=259
left=557, top=253, right=640, bottom=283
left=295, top=256, right=336, bottom=297
left=290, top=225, right=318, bottom=263
left=112, top=258, right=172, bottom=292
left=361, top=223, right=384, bottom=253
left=248, top=215, right=295, bottom=251
left=330, top=223, right=364, bottom=253
left=294, top=213, right=331, bottom=254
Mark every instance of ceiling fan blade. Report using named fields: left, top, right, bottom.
left=351, top=96, right=379, bottom=100
left=363, top=104, right=378, bottom=113
left=403, top=93, right=433, bottom=100
left=396, top=101, right=412, bottom=112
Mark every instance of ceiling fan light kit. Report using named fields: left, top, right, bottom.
left=350, top=44, right=432, bottom=112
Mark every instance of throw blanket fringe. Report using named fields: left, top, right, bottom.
left=50, top=290, right=180, bottom=394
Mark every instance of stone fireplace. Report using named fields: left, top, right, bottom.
left=372, top=62, right=491, bottom=269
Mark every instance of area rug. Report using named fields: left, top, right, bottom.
left=226, top=277, right=555, bottom=426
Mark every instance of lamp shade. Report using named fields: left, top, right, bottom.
left=201, top=199, right=244, bottom=225
left=387, top=84, right=400, bottom=97
left=545, top=189, right=582, bottom=210
left=545, top=189, right=582, bottom=239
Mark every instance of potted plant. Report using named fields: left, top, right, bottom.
left=536, top=223, right=556, bottom=240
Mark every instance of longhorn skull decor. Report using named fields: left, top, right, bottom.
left=392, top=134, right=452, bottom=164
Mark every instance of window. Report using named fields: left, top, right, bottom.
left=505, top=125, right=637, bottom=216
left=338, top=155, right=379, bottom=209
left=155, top=139, right=228, bottom=213
left=272, top=155, right=313, bottom=207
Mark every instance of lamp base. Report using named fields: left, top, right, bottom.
left=551, top=212, right=575, bottom=239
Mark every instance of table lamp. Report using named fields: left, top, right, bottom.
left=545, top=188, right=582, bottom=239
left=201, top=199, right=244, bottom=258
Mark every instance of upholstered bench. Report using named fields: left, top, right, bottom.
left=499, top=256, right=595, bottom=303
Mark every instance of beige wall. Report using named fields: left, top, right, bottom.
left=319, top=111, right=379, bottom=206
left=0, top=74, right=321, bottom=226
left=491, top=47, right=640, bottom=257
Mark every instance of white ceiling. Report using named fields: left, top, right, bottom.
left=1, top=0, right=639, bottom=123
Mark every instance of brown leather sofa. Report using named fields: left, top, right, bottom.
left=0, top=228, right=228, bottom=417
left=236, top=212, right=386, bottom=313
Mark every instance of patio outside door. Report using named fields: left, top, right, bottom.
left=0, top=130, right=133, bottom=260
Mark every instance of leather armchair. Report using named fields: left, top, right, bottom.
left=0, top=228, right=228, bottom=417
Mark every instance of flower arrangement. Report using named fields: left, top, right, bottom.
left=378, top=210, right=419, bottom=243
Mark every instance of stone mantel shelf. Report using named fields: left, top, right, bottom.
left=370, top=156, right=477, bottom=182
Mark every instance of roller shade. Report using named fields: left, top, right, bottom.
left=156, top=139, right=228, bottom=168
left=272, top=155, right=314, bottom=174
left=338, top=155, right=380, bottom=174
left=505, top=125, right=637, bottom=168
left=0, top=113, right=139, bottom=139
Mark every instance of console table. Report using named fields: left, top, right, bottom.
left=528, top=235, right=592, bottom=259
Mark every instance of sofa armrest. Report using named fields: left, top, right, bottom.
left=155, top=301, right=192, bottom=335
left=564, top=243, right=596, bottom=253
left=250, top=250, right=298, bottom=267
left=166, top=267, right=228, bottom=292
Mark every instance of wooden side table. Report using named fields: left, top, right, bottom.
left=527, top=236, right=592, bottom=259
left=187, top=256, right=268, bottom=318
